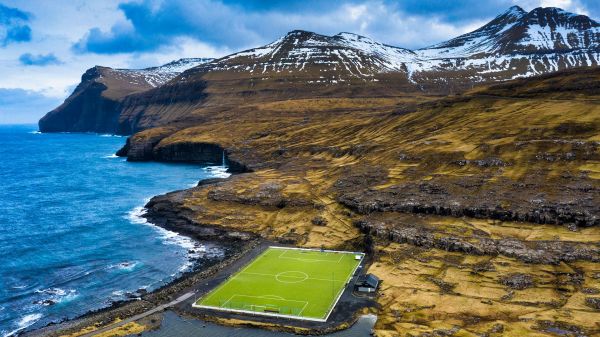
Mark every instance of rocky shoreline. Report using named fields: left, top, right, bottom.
left=22, top=149, right=257, bottom=337
left=23, top=216, right=258, bottom=337
left=24, top=145, right=372, bottom=337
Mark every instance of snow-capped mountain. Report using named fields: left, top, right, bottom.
left=413, top=6, right=600, bottom=82
left=185, top=6, right=599, bottom=85
left=184, top=30, right=416, bottom=82
left=39, top=5, right=600, bottom=134
left=112, top=58, right=214, bottom=88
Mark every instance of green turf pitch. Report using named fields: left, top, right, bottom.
left=194, top=247, right=364, bottom=321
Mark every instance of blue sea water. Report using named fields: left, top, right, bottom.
left=0, top=125, right=227, bottom=336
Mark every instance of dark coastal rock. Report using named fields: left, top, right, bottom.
left=311, top=216, right=328, bottom=226
left=117, top=129, right=176, bottom=161
left=338, top=176, right=600, bottom=227
left=355, top=220, right=600, bottom=264
left=118, top=133, right=250, bottom=173
left=39, top=67, right=122, bottom=133
left=34, top=299, right=57, bottom=306
left=207, top=182, right=312, bottom=208
left=144, top=188, right=255, bottom=242
left=585, top=297, right=600, bottom=310
left=499, top=273, right=535, bottom=290
left=582, top=287, right=600, bottom=295
left=197, top=178, right=228, bottom=187
left=153, top=141, right=224, bottom=165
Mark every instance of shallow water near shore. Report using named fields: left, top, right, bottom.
left=142, top=311, right=376, bottom=337
left=0, top=125, right=226, bottom=336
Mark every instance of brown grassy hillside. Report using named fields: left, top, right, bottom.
left=121, top=67, right=600, bottom=336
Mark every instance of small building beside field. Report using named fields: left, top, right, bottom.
left=355, top=273, right=380, bottom=293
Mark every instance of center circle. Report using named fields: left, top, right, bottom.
left=275, top=271, right=309, bottom=283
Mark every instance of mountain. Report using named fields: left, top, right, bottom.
left=38, top=58, right=212, bottom=133
left=414, top=6, right=600, bottom=83
left=188, top=30, right=416, bottom=80
left=186, top=6, right=600, bottom=87
left=39, top=6, right=600, bottom=134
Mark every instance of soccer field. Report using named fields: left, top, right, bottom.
left=194, top=247, right=364, bottom=321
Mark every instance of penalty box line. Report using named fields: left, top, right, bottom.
left=222, top=294, right=309, bottom=313
left=278, top=250, right=343, bottom=263
left=240, top=271, right=347, bottom=284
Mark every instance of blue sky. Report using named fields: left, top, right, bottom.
left=0, top=0, right=598, bottom=124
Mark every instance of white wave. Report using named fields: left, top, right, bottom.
left=111, top=290, right=125, bottom=297
left=125, top=204, right=197, bottom=271
left=125, top=202, right=225, bottom=274
left=56, top=291, right=78, bottom=304
left=28, top=131, right=41, bottom=135
left=108, top=261, right=138, bottom=271
left=103, top=154, right=119, bottom=158
left=35, top=288, right=66, bottom=296
left=34, top=288, right=78, bottom=306
left=125, top=206, right=149, bottom=225
left=203, top=165, right=231, bottom=178
left=3, top=313, right=42, bottom=337
left=98, top=134, right=124, bottom=137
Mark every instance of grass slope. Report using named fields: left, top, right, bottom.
left=134, top=68, right=600, bottom=336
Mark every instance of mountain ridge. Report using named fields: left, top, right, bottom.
left=39, top=5, right=600, bottom=134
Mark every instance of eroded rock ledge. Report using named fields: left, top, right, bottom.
left=117, top=132, right=250, bottom=173
left=336, top=175, right=599, bottom=227
left=143, top=188, right=255, bottom=242
left=356, top=219, right=600, bottom=264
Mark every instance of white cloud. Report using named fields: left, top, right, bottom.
left=516, top=0, right=589, bottom=14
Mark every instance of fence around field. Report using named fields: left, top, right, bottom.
left=192, top=246, right=366, bottom=322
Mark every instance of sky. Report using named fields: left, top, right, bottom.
left=0, top=0, right=599, bottom=124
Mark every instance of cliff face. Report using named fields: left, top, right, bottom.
left=38, top=59, right=212, bottom=134
left=38, top=67, right=123, bottom=133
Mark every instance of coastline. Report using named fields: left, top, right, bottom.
left=17, top=137, right=255, bottom=337
left=22, top=213, right=261, bottom=337
left=22, top=138, right=375, bottom=337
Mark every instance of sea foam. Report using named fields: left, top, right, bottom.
left=4, top=313, right=42, bottom=337
left=203, top=165, right=231, bottom=178
left=125, top=202, right=211, bottom=274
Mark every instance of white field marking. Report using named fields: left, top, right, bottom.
left=225, top=294, right=308, bottom=313
left=221, top=296, right=235, bottom=308
left=262, top=295, right=284, bottom=300
left=196, top=246, right=365, bottom=322
left=198, top=248, right=271, bottom=305
left=229, top=294, right=307, bottom=305
left=240, top=271, right=347, bottom=284
left=322, top=251, right=364, bottom=322
left=268, top=246, right=365, bottom=256
left=193, top=304, right=326, bottom=322
left=298, top=301, right=309, bottom=316
left=275, top=271, right=309, bottom=283
left=278, top=249, right=343, bottom=263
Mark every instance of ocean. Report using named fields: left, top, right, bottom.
left=0, top=125, right=227, bottom=336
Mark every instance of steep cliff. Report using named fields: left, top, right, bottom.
left=38, top=58, right=212, bottom=134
